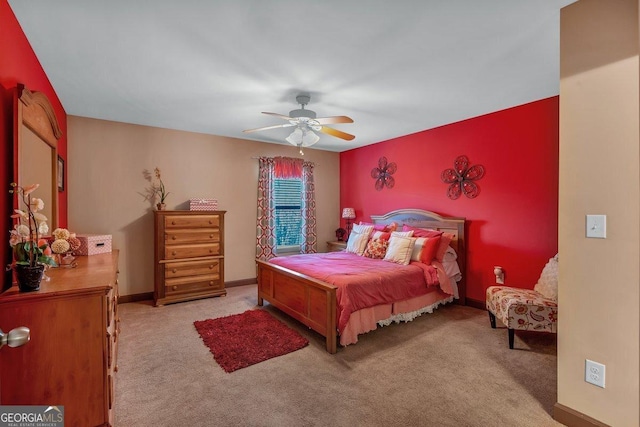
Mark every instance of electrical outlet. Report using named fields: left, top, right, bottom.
left=585, top=359, right=605, bottom=388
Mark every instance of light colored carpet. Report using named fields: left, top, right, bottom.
left=115, top=285, right=560, bottom=427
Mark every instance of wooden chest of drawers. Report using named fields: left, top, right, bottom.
left=0, top=251, right=120, bottom=427
left=154, top=210, right=226, bottom=306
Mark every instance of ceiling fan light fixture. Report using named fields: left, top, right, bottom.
left=286, top=127, right=319, bottom=148
left=285, top=128, right=303, bottom=145
left=244, top=93, right=354, bottom=143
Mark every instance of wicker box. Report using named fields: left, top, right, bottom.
left=75, top=234, right=112, bottom=256
left=189, top=198, right=218, bottom=211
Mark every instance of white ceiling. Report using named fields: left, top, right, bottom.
left=8, top=0, right=576, bottom=152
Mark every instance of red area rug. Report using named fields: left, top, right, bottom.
left=194, top=309, right=309, bottom=373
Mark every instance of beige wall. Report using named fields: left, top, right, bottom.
left=559, top=1, right=639, bottom=426
left=67, top=116, right=340, bottom=297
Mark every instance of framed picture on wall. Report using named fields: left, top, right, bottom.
left=57, top=155, right=64, bottom=192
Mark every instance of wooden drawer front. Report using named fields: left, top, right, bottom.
left=165, top=275, right=223, bottom=295
left=165, top=214, right=220, bottom=229
left=165, top=228, right=220, bottom=245
left=165, top=243, right=220, bottom=259
left=165, top=259, right=220, bottom=279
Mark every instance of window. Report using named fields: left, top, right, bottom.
left=274, top=178, right=302, bottom=251
left=256, top=156, right=316, bottom=260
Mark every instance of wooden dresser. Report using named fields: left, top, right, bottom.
left=154, top=210, right=226, bottom=306
left=0, top=251, right=120, bottom=427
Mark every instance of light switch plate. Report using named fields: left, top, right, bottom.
left=586, top=215, right=606, bottom=238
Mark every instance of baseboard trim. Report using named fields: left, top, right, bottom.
left=465, top=297, right=485, bottom=310
left=225, top=278, right=257, bottom=288
left=117, top=278, right=257, bottom=303
left=553, top=403, right=610, bottom=427
left=119, top=292, right=153, bottom=304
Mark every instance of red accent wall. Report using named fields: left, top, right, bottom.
left=340, top=97, right=559, bottom=303
left=0, top=0, right=67, bottom=289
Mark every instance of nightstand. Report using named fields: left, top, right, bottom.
left=326, top=241, right=347, bottom=252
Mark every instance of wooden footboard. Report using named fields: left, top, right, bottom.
left=256, top=259, right=338, bottom=354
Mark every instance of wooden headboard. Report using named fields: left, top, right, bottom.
left=371, top=209, right=466, bottom=305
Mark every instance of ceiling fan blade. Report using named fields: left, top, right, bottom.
left=261, top=112, right=293, bottom=121
left=319, top=126, right=355, bottom=141
left=242, top=123, right=295, bottom=133
left=314, top=115, right=354, bottom=125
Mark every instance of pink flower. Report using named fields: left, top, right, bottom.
left=22, top=184, right=39, bottom=196
left=9, top=233, right=21, bottom=247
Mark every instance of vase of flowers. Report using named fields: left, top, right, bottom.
left=142, top=167, right=169, bottom=210
left=8, top=183, right=57, bottom=292
left=50, top=228, right=81, bottom=267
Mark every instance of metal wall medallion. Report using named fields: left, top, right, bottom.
left=441, top=155, right=485, bottom=199
left=371, top=157, right=397, bottom=191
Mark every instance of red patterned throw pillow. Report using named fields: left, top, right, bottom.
left=363, top=238, right=389, bottom=259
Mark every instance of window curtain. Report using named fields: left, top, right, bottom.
left=256, top=156, right=317, bottom=259
left=273, top=156, right=303, bottom=179
left=256, top=157, right=276, bottom=260
left=300, top=161, right=317, bottom=254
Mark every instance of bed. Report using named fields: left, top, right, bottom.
left=256, top=209, right=466, bottom=353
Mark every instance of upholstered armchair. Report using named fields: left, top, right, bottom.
left=486, top=255, right=558, bottom=349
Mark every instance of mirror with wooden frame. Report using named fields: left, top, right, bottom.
left=13, top=84, right=62, bottom=230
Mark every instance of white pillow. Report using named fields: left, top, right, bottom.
left=383, top=236, right=416, bottom=265
left=443, top=246, right=457, bottom=262
left=534, top=254, right=558, bottom=300
left=390, top=230, right=414, bottom=238
left=352, top=223, right=374, bottom=235
left=346, top=224, right=374, bottom=256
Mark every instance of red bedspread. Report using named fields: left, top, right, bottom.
left=268, top=252, right=447, bottom=334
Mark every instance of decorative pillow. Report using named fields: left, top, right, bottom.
left=383, top=236, right=416, bottom=265
left=400, top=226, right=452, bottom=262
left=346, top=224, right=374, bottom=256
left=390, top=230, right=414, bottom=238
left=410, top=235, right=442, bottom=264
left=435, top=232, right=455, bottom=262
left=370, top=230, right=391, bottom=241
left=534, top=254, right=559, bottom=300
left=352, top=223, right=374, bottom=235
left=360, top=222, right=398, bottom=232
left=402, top=225, right=443, bottom=239
left=363, top=238, right=389, bottom=259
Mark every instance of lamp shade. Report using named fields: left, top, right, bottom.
left=286, top=127, right=320, bottom=147
left=341, top=208, right=356, bottom=219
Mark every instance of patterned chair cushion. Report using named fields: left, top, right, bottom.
left=486, top=286, right=558, bottom=333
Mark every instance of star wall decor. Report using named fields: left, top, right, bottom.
left=441, top=155, right=485, bottom=200
left=371, top=157, right=397, bottom=191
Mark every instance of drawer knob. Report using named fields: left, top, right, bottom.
left=209, top=220, right=213, bottom=224
left=209, top=265, right=214, bottom=269
left=172, top=285, right=178, bottom=291
left=209, top=281, right=214, bottom=286
left=209, top=249, right=213, bottom=253
left=209, top=234, right=214, bottom=239
left=171, top=221, right=176, bottom=225
left=172, top=268, right=177, bottom=273
left=172, top=251, right=176, bottom=256
left=172, top=235, right=176, bottom=240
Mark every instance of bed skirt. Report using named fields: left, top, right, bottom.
left=340, top=288, right=455, bottom=346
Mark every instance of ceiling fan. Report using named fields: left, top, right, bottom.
left=243, top=94, right=355, bottom=154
